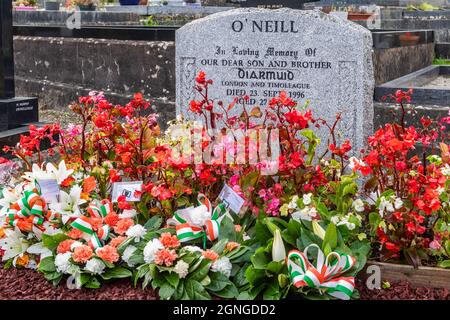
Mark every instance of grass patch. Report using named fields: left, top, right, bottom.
left=433, top=58, right=450, bottom=65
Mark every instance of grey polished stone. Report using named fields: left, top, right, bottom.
left=176, top=8, right=374, bottom=153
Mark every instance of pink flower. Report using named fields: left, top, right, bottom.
left=429, top=240, right=442, bottom=250
left=72, top=245, right=93, bottom=263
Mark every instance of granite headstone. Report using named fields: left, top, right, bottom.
left=176, top=8, right=374, bottom=153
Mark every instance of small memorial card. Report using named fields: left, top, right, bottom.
left=218, top=184, right=245, bottom=214
left=37, top=179, right=60, bottom=203
left=112, top=181, right=143, bottom=203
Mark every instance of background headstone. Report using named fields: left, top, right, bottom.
left=237, top=0, right=312, bottom=9
left=176, top=8, right=374, bottom=153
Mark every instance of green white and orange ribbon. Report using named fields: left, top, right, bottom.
left=70, top=199, right=112, bottom=249
left=167, top=194, right=227, bottom=248
left=7, top=190, right=47, bottom=236
left=287, top=244, right=356, bottom=300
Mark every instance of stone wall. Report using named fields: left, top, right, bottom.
left=14, top=36, right=176, bottom=125
left=373, top=43, right=435, bottom=85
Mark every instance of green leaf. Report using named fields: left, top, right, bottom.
left=214, top=283, right=239, bottom=299
left=188, top=259, right=211, bottom=282
left=206, top=272, right=230, bottom=292
left=266, top=261, right=284, bottom=274
left=164, top=272, right=180, bottom=288
left=218, top=216, right=236, bottom=242
left=438, top=260, right=450, bottom=268
left=211, top=238, right=228, bottom=255
left=185, top=279, right=211, bottom=300
left=250, top=247, right=270, bottom=269
left=262, top=279, right=282, bottom=300
left=101, top=267, right=132, bottom=280
left=322, top=222, right=338, bottom=251
left=85, top=276, right=101, bottom=289
left=38, top=256, right=56, bottom=273
left=159, top=283, right=176, bottom=300
left=43, top=271, right=62, bottom=281
left=42, top=233, right=69, bottom=251
left=144, top=215, right=163, bottom=231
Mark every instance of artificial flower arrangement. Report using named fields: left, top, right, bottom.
left=2, top=72, right=450, bottom=300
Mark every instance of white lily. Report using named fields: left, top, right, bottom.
left=22, top=161, right=73, bottom=184
left=27, top=242, right=53, bottom=260
left=272, top=229, right=286, bottom=262
left=49, top=185, right=86, bottom=224
left=46, top=161, right=74, bottom=184
left=312, top=221, right=326, bottom=240
left=0, top=187, right=19, bottom=217
left=0, top=228, right=30, bottom=265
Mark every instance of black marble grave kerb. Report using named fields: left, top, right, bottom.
left=0, top=0, right=42, bottom=158
left=375, top=65, right=450, bottom=105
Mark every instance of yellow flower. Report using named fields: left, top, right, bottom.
left=280, top=204, right=289, bottom=217
left=357, top=233, right=367, bottom=241
left=16, top=253, right=29, bottom=267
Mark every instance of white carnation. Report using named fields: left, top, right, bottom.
left=394, top=197, right=403, bottom=210
left=211, top=257, right=232, bottom=278
left=126, top=224, right=146, bottom=242
left=119, top=209, right=137, bottom=219
left=173, top=260, right=189, bottom=279
left=122, top=245, right=137, bottom=267
left=143, top=238, right=163, bottom=263
left=70, top=241, right=83, bottom=251
left=183, top=245, right=203, bottom=253
left=55, top=252, right=72, bottom=274
left=188, top=205, right=211, bottom=227
left=85, top=259, right=105, bottom=275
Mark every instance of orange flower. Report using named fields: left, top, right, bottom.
left=82, top=176, right=97, bottom=194
left=96, top=245, right=119, bottom=264
left=0, top=227, right=5, bottom=238
left=61, top=176, right=75, bottom=188
left=226, top=242, right=240, bottom=252
left=114, top=218, right=134, bottom=235
left=234, top=224, right=242, bottom=232
left=159, top=232, right=180, bottom=248
left=104, top=212, right=119, bottom=227
left=67, top=228, right=84, bottom=239
left=72, top=245, right=93, bottom=263
left=57, top=239, right=75, bottom=254
left=154, top=249, right=177, bottom=267
left=16, top=254, right=29, bottom=267
left=202, top=249, right=219, bottom=261
left=109, top=236, right=127, bottom=248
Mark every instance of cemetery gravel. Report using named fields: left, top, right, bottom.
left=0, top=264, right=447, bottom=300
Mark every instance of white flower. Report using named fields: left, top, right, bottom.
left=187, top=205, right=211, bottom=227
left=441, top=164, right=450, bottom=176
left=302, top=193, right=312, bottom=205
left=119, top=209, right=138, bottom=219
left=70, top=241, right=83, bottom=251
left=211, top=257, right=232, bottom=278
left=0, top=188, right=19, bottom=215
left=292, top=206, right=318, bottom=222
left=352, top=199, right=365, bottom=213
left=173, top=260, right=189, bottom=279
left=287, top=195, right=299, bottom=210
left=55, top=252, right=72, bottom=274
left=437, top=187, right=445, bottom=195
left=143, top=238, right=164, bottom=263
left=331, top=216, right=340, bottom=225
left=394, top=197, right=403, bottom=210
left=337, top=220, right=356, bottom=230
left=379, top=196, right=394, bottom=217
left=272, top=229, right=286, bottom=262
left=27, top=242, right=52, bottom=260
left=183, top=245, right=203, bottom=253
left=22, top=161, right=73, bottom=184
left=122, top=245, right=137, bottom=267
left=85, top=259, right=105, bottom=275
left=126, top=224, right=146, bottom=242
left=27, top=259, right=38, bottom=270
left=243, top=234, right=251, bottom=241
left=0, top=228, right=29, bottom=265
left=50, top=185, right=86, bottom=224
left=348, top=157, right=366, bottom=170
